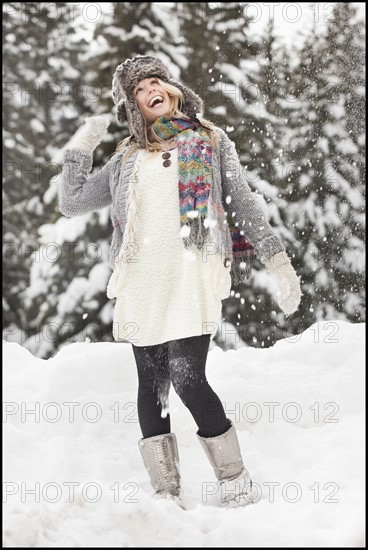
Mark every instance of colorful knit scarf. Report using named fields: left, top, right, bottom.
left=151, top=115, right=255, bottom=284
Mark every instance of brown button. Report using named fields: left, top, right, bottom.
left=162, top=152, right=171, bottom=159
left=163, top=159, right=172, bottom=167
left=223, top=257, right=231, bottom=267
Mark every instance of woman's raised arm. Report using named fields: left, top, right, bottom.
left=58, top=116, right=114, bottom=216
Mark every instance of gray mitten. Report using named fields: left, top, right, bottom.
left=66, top=116, right=110, bottom=154
left=264, top=251, right=301, bottom=316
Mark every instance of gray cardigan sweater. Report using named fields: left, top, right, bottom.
left=58, top=126, right=285, bottom=282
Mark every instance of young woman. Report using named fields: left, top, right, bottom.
left=59, top=55, right=301, bottom=509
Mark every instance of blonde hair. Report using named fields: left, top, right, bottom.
left=114, top=77, right=217, bottom=155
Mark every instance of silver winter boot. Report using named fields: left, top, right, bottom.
left=138, top=432, right=184, bottom=507
left=197, top=420, right=256, bottom=508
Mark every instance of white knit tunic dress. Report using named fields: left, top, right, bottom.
left=107, top=147, right=232, bottom=347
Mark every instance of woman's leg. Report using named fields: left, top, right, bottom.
left=168, top=334, right=230, bottom=437
left=131, top=342, right=171, bottom=438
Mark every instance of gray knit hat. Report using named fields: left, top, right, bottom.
left=112, top=54, right=204, bottom=147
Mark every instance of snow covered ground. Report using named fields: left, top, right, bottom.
left=3, top=320, right=365, bottom=547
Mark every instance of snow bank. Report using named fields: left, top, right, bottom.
left=3, top=321, right=365, bottom=547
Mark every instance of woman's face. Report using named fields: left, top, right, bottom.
left=134, top=77, right=171, bottom=125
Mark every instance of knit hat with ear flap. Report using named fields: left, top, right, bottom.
left=112, top=54, right=204, bottom=148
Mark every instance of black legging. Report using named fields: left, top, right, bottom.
left=131, top=334, right=231, bottom=439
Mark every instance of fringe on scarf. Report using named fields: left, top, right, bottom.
left=180, top=213, right=256, bottom=285
left=230, top=254, right=255, bottom=286
left=180, top=213, right=210, bottom=249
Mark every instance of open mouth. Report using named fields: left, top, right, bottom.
left=149, top=96, right=164, bottom=108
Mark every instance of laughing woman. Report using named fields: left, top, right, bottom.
left=59, top=55, right=301, bottom=508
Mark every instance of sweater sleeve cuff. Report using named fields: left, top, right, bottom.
left=254, top=235, right=285, bottom=264
left=63, top=148, right=93, bottom=171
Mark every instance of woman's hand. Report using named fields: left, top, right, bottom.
left=264, top=251, right=302, bottom=316
left=66, top=116, right=110, bottom=154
